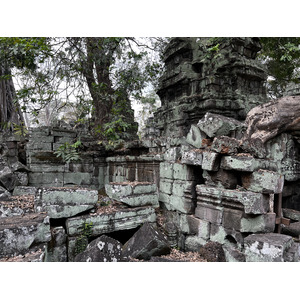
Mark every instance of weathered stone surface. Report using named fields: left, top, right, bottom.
left=210, top=224, right=244, bottom=248
left=282, top=221, right=300, bottom=237
left=75, top=235, right=123, bottom=262
left=282, top=208, right=300, bottom=221
left=119, top=194, right=159, bottom=208
left=105, top=183, right=133, bottom=199
left=186, top=124, right=207, bottom=148
left=0, top=213, right=51, bottom=258
left=211, top=136, right=240, bottom=155
left=173, top=163, right=194, bottom=180
left=122, top=223, right=170, bottom=260
left=13, top=186, right=37, bottom=196
left=0, top=186, right=10, bottom=200
left=240, top=213, right=276, bottom=233
left=172, top=180, right=195, bottom=197
left=105, top=182, right=158, bottom=207
left=160, top=162, right=174, bottom=179
left=184, top=235, right=207, bottom=251
left=197, top=113, right=245, bottom=138
left=29, top=172, right=64, bottom=186
left=165, top=194, right=196, bottom=214
left=241, top=169, right=284, bottom=194
left=0, top=165, right=17, bottom=191
left=45, top=226, right=67, bottom=262
left=180, top=215, right=211, bottom=240
left=181, top=149, right=203, bottom=166
left=223, top=246, right=246, bottom=262
left=204, top=169, right=238, bottom=189
left=244, top=233, right=295, bottom=262
left=66, top=206, right=156, bottom=237
left=163, top=147, right=181, bottom=162
left=201, top=151, right=219, bottom=171
left=159, top=178, right=173, bottom=195
left=196, top=185, right=270, bottom=214
left=220, top=155, right=258, bottom=172
left=34, top=187, right=98, bottom=218
left=195, top=203, right=223, bottom=225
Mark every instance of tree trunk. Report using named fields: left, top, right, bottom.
left=0, top=66, right=24, bottom=131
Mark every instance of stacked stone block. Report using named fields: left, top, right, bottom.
left=155, top=112, right=300, bottom=261
left=26, top=127, right=107, bottom=189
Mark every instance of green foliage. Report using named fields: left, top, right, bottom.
left=0, top=37, right=51, bottom=70
left=74, top=222, right=93, bottom=256
left=259, top=37, right=300, bottom=98
left=54, top=139, right=82, bottom=163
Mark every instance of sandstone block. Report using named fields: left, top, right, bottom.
left=181, top=149, right=203, bottom=166
left=242, top=169, right=284, bottom=194
left=244, top=233, right=295, bottom=262
left=45, top=226, right=67, bottom=262
left=186, top=124, right=207, bottom=148
left=13, top=186, right=37, bottom=196
left=168, top=195, right=195, bottom=214
left=197, top=112, right=245, bottom=138
left=282, top=208, right=300, bottom=221
left=66, top=206, right=156, bottom=237
left=195, top=203, right=223, bottom=225
left=221, top=155, right=258, bottom=172
left=201, top=151, right=219, bottom=171
left=173, top=163, right=194, bottom=180
left=34, top=187, right=98, bottom=219
left=180, top=214, right=211, bottom=240
left=163, top=147, right=181, bottom=162
left=160, top=162, right=174, bottom=179
left=172, top=180, right=195, bottom=197
left=159, top=179, right=173, bottom=195
left=120, top=194, right=159, bottom=208
left=196, top=185, right=270, bottom=214
left=211, top=136, right=240, bottom=155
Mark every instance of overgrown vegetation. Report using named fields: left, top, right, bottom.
left=74, top=221, right=93, bottom=256
left=54, top=139, right=82, bottom=163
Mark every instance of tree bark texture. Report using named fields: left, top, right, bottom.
left=243, top=95, right=300, bottom=144
left=0, top=66, right=24, bottom=131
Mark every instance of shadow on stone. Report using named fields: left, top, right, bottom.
left=122, top=222, right=171, bottom=261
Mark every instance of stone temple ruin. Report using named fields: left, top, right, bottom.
left=1, top=37, right=300, bottom=262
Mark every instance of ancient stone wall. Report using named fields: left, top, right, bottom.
left=26, top=127, right=107, bottom=189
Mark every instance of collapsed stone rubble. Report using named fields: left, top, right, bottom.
left=1, top=37, right=300, bottom=262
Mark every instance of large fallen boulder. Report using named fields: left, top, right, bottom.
left=122, top=222, right=171, bottom=260
left=244, top=233, right=299, bottom=262
left=0, top=213, right=51, bottom=258
left=74, top=235, right=123, bottom=262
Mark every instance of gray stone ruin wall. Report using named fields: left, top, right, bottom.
left=141, top=37, right=300, bottom=261
left=26, top=127, right=107, bottom=189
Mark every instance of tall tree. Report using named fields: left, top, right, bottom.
left=13, top=37, right=166, bottom=141
left=0, top=37, right=51, bottom=131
